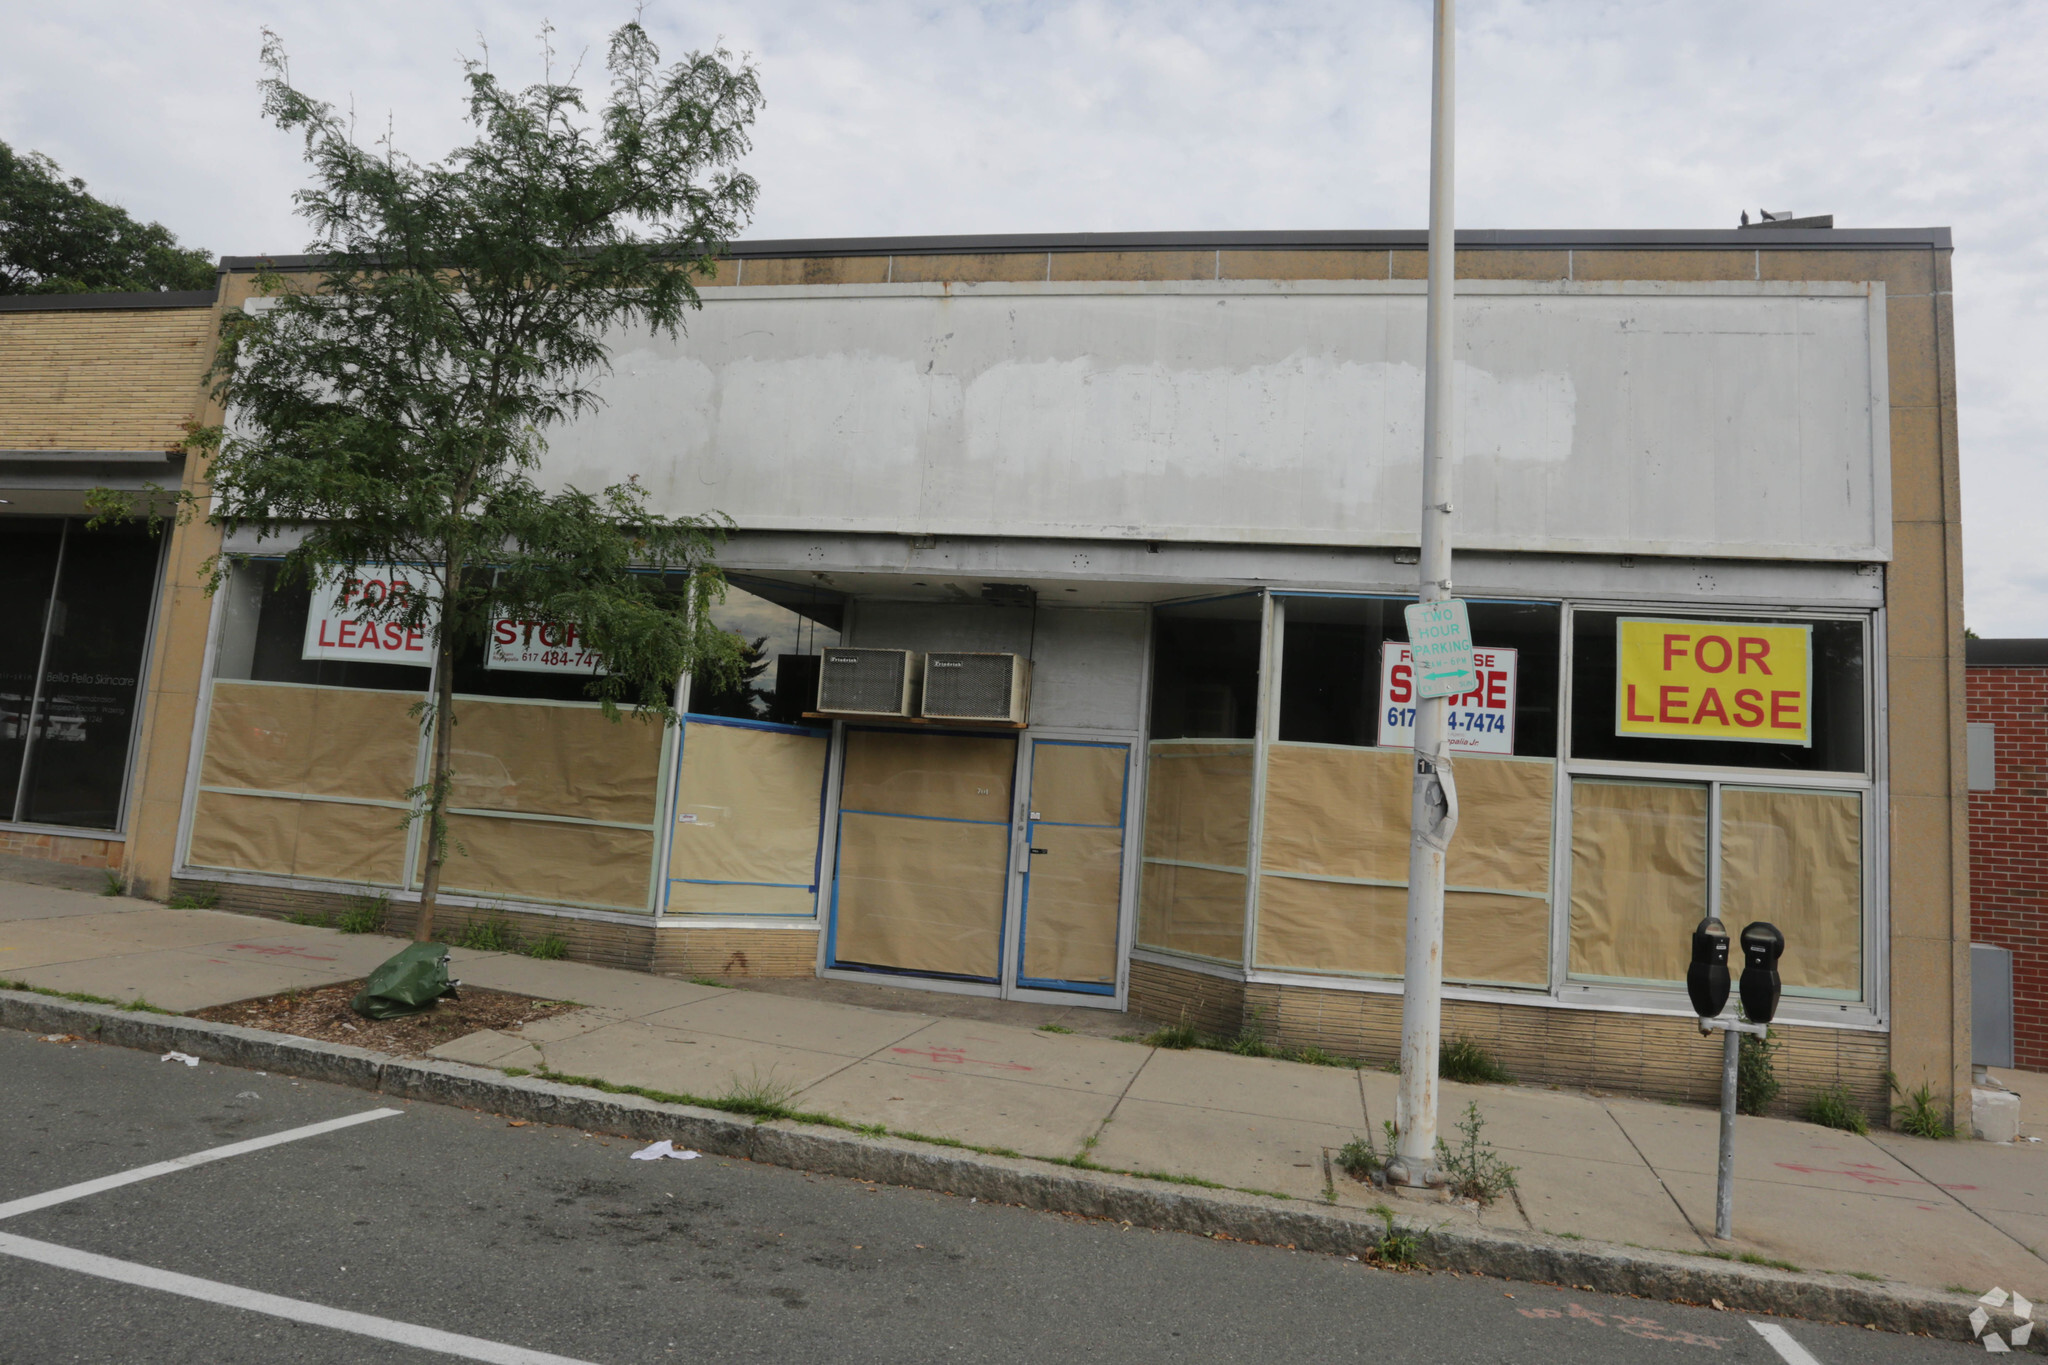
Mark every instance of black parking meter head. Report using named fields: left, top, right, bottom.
left=1686, top=916, right=1731, bottom=1020
left=1738, top=921, right=1785, bottom=1025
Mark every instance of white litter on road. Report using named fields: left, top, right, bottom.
left=160, top=1052, right=199, bottom=1067
left=629, top=1140, right=699, bottom=1162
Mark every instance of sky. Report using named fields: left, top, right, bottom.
left=5, top=1, right=2043, bottom=632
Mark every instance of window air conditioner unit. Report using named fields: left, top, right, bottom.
left=815, top=648, right=919, bottom=717
left=922, top=652, right=1031, bottom=725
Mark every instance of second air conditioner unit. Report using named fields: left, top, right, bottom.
left=921, top=652, right=1031, bottom=725
left=815, top=648, right=920, bottom=717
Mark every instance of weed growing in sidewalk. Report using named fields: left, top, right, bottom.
left=1699, top=1249, right=1802, bottom=1273
left=1800, top=1083, right=1871, bottom=1135
left=1037, top=1023, right=1074, bottom=1034
left=1439, top=1034, right=1512, bottom=1085
left=459, top=915, right=520, bottom=953
left=1887, top=1071, right=1955, bottom=1138
left=686, top=976, right=726, bottom=988
left=716, top=1069, right=801, bottom=1119
left=1436, top=1100, right=1517, bottom=1206
left=165, top=888, right=219, bottom=910
left=1369, top=1206, right=1421, bottom=1267
left=1737, top=1014, right=1781, bottom=1115
left=522, top=934, right=567, bottom=960
left=1337, top=1121, right=1401, bottom=1183
left=286, top=910, right=331, bottom=927
left=1, top=980, right=177, bottom=1014
left=100, top=869, right=123, bottom=897
left=1143, top=1021, right=1203, bottom=1049
left=336, top=895, right=388, bottom=935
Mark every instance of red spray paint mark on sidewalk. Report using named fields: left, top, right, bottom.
left=889, top=1046, right=1033, bottom=1072
left=1773, top=1160, right=1977, bottom=1192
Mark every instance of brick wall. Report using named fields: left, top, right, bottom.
left=1968, top=665, right=2048, bottom=1070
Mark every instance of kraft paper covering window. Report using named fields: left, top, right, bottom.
left=1141, top=743, right=1252, bottom=867
left=448, top=699, right=662, bottom=823
left=1136, top=863, right=1246, bottom=961
left=201, top=682, right=420, bottom=803
left=1567, top=781, right=1709, bottom=983
left=1719, top=787, right=1862, bottom=994
left=833, top=811, right=1008, bottom=978
left=1259, top=746, right=1554, bottom=893
left=1254, top=878, right=1550, bottom=985
left=1030, top=743, right=1126, bottom=827
left=1022, top=823, right=1123, bottom=984
left=667, top=721, right=828, bottom=908
left=667, top=882, right=817, bottom=917
left=438, top=814, right=655, bottom=910
left=186, top=790, right=408, bottom=886
left=839, top=729, right=1016, bottom=823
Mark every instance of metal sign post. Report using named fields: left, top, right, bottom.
left=1388, top=0, right=1461, bottom=1190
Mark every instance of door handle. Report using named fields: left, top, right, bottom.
left=1029, top=847, right=1048, bottom=855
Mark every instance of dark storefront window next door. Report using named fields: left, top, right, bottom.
left=1, top=519, right=161, bottom=830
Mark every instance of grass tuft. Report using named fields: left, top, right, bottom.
left=458, top=915, right=520, bottom=953
left=2, top=979, right=178, bottom=1014
left=1143, top=1021, right=1203, bottom=1050
left=522, top=934, right=568, bottom=961
left=1370, top=1206, right=1422, bottom=1267
left=286, top=910, right=331, bottom=927
left=1036, top=1023, right=1074, bottom=1034
left=100, top=869, right=124, bottom=897
left=1737, top=1012, right=1781, bottom=1115
left=165, top=887, right=219, bottom=910
left=1436, top=1100, right=1517, bottom=1206
left=336, top=895, right=388, bottom=935
left=1337, top=1121, right=1401, bottom=1183
left=1800, top=1083, right=1870, bottom=1135
left=1439, top=1034, right=1513, bottom=1085
left=686, top=976, right=727, bottom=988
left=1887, top=1071, right=1955, bottom=1139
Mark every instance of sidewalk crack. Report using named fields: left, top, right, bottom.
left=1602, top=1100, right=1712, bottom=1248
left=1079, top=1045, right=1156, bottom=1162
left=1871, top=1133, right=2048, bottom=1271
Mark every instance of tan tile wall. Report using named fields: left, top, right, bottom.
left=1127, top=957, right=1246, bottom=1038
left=0, top=307, right=213, bottom=451
left=0, top=830, right=123, bottom=870
left=653, top=927, right=820, bottom=978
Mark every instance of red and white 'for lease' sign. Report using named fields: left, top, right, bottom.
left=301, top=566, right=437, bottom=665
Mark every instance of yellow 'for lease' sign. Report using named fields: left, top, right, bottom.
left=1615, top=619, right=1812, bottom=746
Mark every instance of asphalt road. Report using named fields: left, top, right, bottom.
left=0, top=1027, right=1981, bottom=1365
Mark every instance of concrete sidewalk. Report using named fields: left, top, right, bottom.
left=5, top=876, right=2046, bottom=1304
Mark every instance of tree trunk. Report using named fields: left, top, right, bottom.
left=412, top=559, right=462, bottom=942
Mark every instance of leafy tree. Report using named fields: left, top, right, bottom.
left=168, top=22, right=761, bottom=940
left=0, top=141, right=215, bottom=294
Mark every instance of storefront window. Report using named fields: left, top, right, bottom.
left=1569, top=611, right=1865, bottom=773
left=1276, top=596, right=1559, bottom=755
left=1137, top=594, right=1262, bottom=963
left=2, top=518, right=162, bottom=831
left=216, top=560, right=431, bottom=692
left=692, top=577, right=844, bottom=726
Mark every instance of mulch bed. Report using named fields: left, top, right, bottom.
left=191, top=981, right=582, bottom=1058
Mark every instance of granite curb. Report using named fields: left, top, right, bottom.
left=3, top=989, right=2023, bottom=1349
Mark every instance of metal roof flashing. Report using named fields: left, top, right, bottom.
left=0, top=290, right=219, bottom=312
left=218, top=225, right=1952, bottom=273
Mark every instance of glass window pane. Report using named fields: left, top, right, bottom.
left=218, top=561, right=432, bottom=692
left=1149, top=595, right=1262, bottom=740
left=692, top=579, right=844, bottom=725
left=1567, top=779, right=1708, bottom=984
left=1276, top=595, right=1559, bottom=756
left=0, top=519, right=65, bottom=817
left=1569, top=611, right=1865, bottom=772
left=19, top=522, right=161, bottom=829
left=1719, top=787, right=1862, bottom=998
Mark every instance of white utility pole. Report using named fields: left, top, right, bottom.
left=1388, top=0, right=1459, bottom=1190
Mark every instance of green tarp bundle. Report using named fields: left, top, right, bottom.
left=350, top=942, right=458, bottom=1020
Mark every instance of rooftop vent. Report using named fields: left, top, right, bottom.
left=1738, top=210, right=1833, bottom=229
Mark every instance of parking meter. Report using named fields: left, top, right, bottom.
left=1737, top=921, right=1785, bottom=1025
left=1686, top=917, right=1731, bottom=1021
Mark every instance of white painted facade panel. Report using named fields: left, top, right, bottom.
left=546, top=279, right=1890, bottom=561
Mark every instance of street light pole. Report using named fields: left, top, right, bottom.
left=1388, top=0, right=1458, bottom=1189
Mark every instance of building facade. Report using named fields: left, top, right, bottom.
left=3, top=227, right=1969, bottom=1122
left=1966, top=638, right=2048, bottom=1071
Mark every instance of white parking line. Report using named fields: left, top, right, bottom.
left=0, top=1231, right=600, bottom=1365
left=1751, top=1320, right=1825, bottom=1365
left=0, top=1108, right=402, bottom=1221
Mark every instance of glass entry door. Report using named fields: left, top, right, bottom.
left=1013, top=738, right=1131, bottom=997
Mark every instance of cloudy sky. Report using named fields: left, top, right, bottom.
left=6, top=1, right=2042, bottom=631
